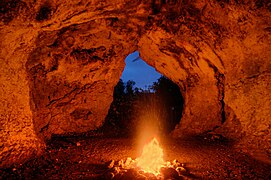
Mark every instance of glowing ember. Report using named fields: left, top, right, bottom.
left=135, top=138, right=164, bottom=176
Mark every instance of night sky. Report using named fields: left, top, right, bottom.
left=121, top=51, right=162, bottom=89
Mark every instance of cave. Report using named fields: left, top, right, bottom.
left=0, top=0, right=271, bottom=179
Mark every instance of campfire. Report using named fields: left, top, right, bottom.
left=106, top=138, right=187, bottom=179
left=135, top=138, right=164, bottom=175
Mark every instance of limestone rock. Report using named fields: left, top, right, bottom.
left=27, top=19, right=138, bottom=140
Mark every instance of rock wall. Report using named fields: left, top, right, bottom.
left=0, top=0, right=270, bottom=167
left=0, top=0, right=144, bottom=167
left=0, top=27, right=44, bottom=167
left=139, top=1, right=271, bottom=163
left=27, top=19, right=138, bottom=140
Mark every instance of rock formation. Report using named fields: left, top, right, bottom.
left=0, top=0, right=270, bottom=167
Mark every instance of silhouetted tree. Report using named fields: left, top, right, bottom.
left=113, top=79, right=125, bottom=98
left=103, top=76, right=184, bottom=136
left=151, top=76, right=178, bottom=94
left=125, top=80, right=136, bottom=95
left=103, top=79, right=137, bottom=136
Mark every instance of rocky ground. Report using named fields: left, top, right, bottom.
left=1, top=133, right=270, bottom=179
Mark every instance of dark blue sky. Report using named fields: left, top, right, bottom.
left=121, top=51, right=161, bottom=89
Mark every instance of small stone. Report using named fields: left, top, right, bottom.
left=118, top=160, right=124, bottom=167
left=104, top=172, right=114, bottom=179
left=113, top=167, right=120, bottom=174
left=108, top=160, right=115, bottom=168
left=161, top=167, right=179, bottom=179
left=122, top=169, right=139, bottom=179
left=76, top=142, right=81, bottom=146
left=176, top=166, right=187, bottom=175
left=172, top=159, right=181, bottom=167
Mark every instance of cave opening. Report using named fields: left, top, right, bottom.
left=102, top=51, right=184, bottom=137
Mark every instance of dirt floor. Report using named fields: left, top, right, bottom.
left=1, top=133, right=270, bottom=179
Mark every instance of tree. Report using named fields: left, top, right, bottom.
left=125, top=80, right=136, bottom=95
left=113, top=79, right=125, bottom=98
left=151, top=76, right=177, bottom=93
left=105, top=77, right=183, bottom=136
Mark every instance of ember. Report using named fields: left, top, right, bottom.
left=107, top=138, right=187, bottom=179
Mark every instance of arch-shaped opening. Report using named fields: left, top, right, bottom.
left=103, top=51, right=184, bottom=137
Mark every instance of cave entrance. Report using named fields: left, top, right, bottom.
left=104, top=51, right=184, bottom=136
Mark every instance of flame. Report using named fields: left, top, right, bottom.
left=108, top=138, right=185, bottom=178
left=135, top=138, right=165, bottom=176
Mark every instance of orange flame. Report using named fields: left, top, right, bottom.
left=135, top=138, right=165, bottom=176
